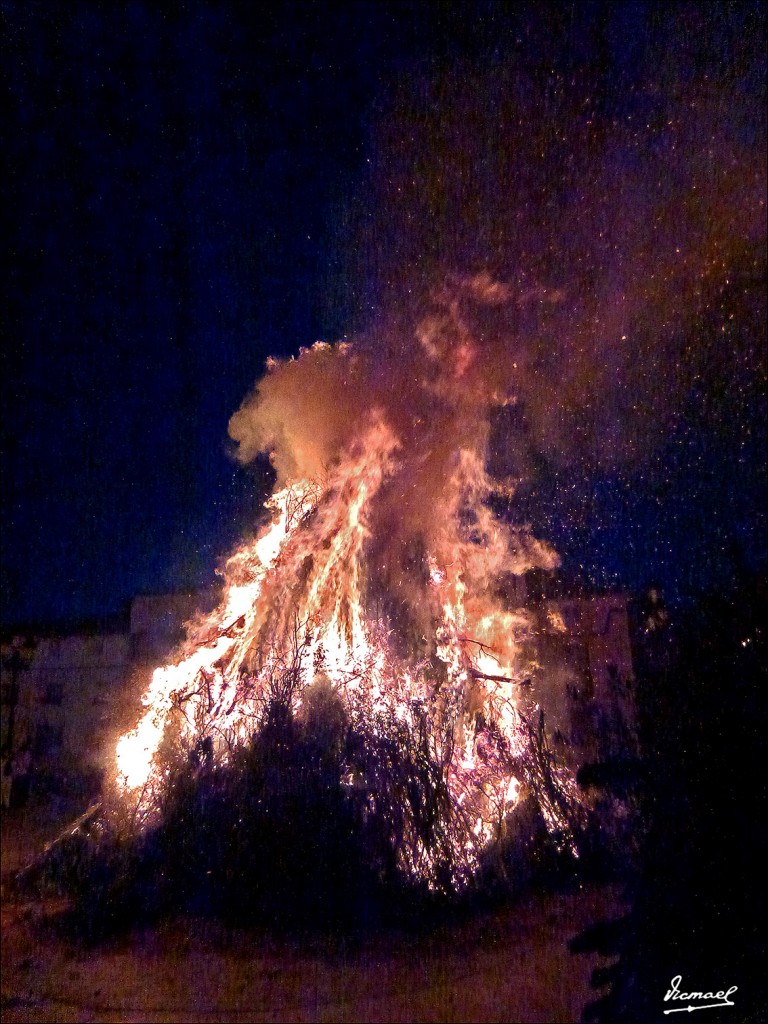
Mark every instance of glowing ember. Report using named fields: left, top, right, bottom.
left=115, top=277, right=576, bottom=885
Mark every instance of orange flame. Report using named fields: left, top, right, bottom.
left=115, top=281, right=574, bottom=881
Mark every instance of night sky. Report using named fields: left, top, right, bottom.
left=3, top=1, right=766, bottom=627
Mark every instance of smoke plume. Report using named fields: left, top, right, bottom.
left=302, top=34, right=766, bottom=484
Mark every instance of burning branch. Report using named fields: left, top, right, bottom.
left=457, top=635, right=500, bottom=660
left=468, top=667, right=530, bottom=686
left=111, top=291, right=575, bottom=893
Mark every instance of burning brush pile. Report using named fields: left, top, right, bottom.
left=40, top=277, right=588, bottom=929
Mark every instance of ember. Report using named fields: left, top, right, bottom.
left=114, top=276, right=579, bottom=889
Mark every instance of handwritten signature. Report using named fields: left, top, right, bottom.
left=664, top=975, right=737, bottom=1014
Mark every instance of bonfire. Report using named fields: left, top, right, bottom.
left=112, top=275, right=580, bottom=894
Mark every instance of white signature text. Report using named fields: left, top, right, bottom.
left=663, top=975, right=737, bottom=1014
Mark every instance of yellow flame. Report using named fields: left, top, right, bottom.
left=114, top=407, right=572, bottom=877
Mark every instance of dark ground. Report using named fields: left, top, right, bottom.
left=1, top=799, right=623, bottom=1024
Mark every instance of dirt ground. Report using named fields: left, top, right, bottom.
left=1, top=803, right=623, bottom=1023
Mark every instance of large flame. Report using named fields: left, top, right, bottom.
left=116, top=278, right=575, bottom=883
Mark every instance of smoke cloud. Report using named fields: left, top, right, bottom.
left=230, top=26, right=765, bottom=582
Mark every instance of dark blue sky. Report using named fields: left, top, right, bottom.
left=3, top=2, right=766, bottom=625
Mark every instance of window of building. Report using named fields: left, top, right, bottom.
left=0, top=683, right=19, bottom=705
left=34, top=723, right=64, bottom=757
left=42, top=679, right=65, bottom=706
